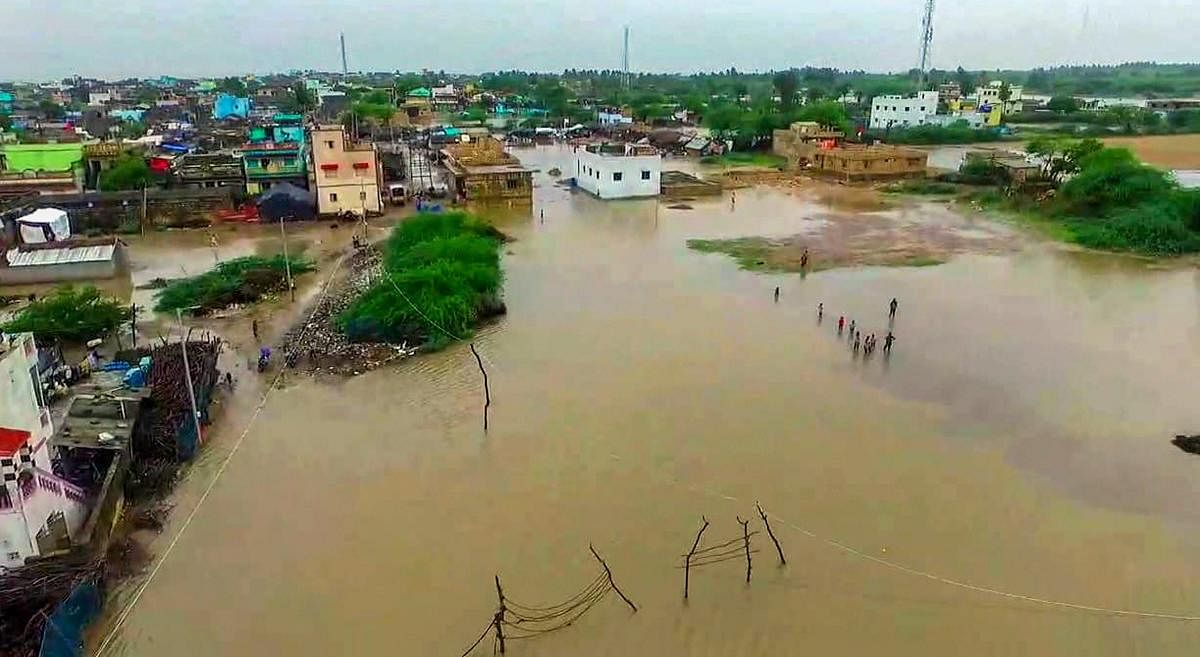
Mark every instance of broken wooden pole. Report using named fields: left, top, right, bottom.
left=494, top=574, right=506, bottom=654
left=756, top=501, right=786, bottom=566
left=737, top=516, right=752, bottom=584
left=470, top=343, right=491, bottom=432
left=684, top=516, right=709, bottom=600
left=590, top=543, right=638, bottom=613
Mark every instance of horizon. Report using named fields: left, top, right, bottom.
left=3, top=0, right=1199, bottom=81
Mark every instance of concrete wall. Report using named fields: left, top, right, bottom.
left=573, top=149, right=661, bottom=199
left=869, top=91, right=940, bottom=130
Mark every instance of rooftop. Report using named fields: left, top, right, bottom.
left=5, top=243, right=117, bottom=268
left=0, top=427, right=31, bottom=457
left=1, top=143, right=84, bottom=173
left=53, top=394, right=146, bottom=452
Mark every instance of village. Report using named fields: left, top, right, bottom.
left=4, top=8, right=1200, bottom=656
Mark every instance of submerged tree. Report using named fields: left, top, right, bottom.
left=3, top=286, right=132, bottom=343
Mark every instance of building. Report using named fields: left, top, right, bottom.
left=810, top=145, right=928, bottom=182
left=241, top=116, right=307, bottom=195
left=174, top=153, right=246, bottom=190
left=431, top=85, right=461, bottom=111
left=772, top=121, right=844, bottom=169
left=0, top=143, right=84, bottom=197
left=869, top=91, right=940, bottom=130
left=937, top=82, right=962, bottom=104
left=442, top=137, right=533, bottom=203
left=309, top=124, right=382, bottom=217
left=0, top=333, right=89, bottom=569
left=0, top=91, right=13, bottom=115
left=598, top=108, right=633, bottom=126
left=213, top=93, right=252, bottom=121
left=1, top=238, right=124, bottom=285
left=572, top=143, right=661, bottom=199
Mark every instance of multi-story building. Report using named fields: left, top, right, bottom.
left=571, top=143, right=661, bottom=199
left=241, top=115, right=308, bottom=195
left=309, top=124, right=382, bottom=217
left=868, top=91, right=940, bottom=130
left=0, top=333, right=88, bottom=569
left=443, top=137, right=533, bottom=203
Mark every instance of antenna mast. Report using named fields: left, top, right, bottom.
left=340, top=32, right=349, bottom=77
left=623, top=26, right=630, bottom=90
left=917, top=0, right=935, bottom=90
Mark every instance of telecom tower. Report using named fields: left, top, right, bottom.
left=340, top=32, right=349, bottom=77
left=917, top=0, right=935, bottom=90
left=622, top=26, right=630, bottom=90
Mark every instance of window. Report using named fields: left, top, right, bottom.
left=27, top=365, right=44, bottom=409
left=612, top=172, right=622, bottom=182
left=359, top=191, right=367, bottom=200
left=259, top=158, right=269, bottom=168
left=641, top=170, right=651, bottom=180
left=506, top=175, right=520, bottom=190
left=330, top=193, right=338, bottom=202
left=324, top=169, right=336, bottom=178
left=325, top=140, right=335, bottom=149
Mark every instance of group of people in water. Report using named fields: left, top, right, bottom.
left=817, top=298, right=898, bottom=358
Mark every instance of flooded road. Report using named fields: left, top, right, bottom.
left=98, top=146, right=1200, bottom=656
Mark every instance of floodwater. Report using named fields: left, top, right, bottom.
left=94, top=145, right=1200, bottom=656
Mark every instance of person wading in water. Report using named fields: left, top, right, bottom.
left=889, top=297, right=899, bottom=319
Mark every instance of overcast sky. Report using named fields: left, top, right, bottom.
left=3, top=0, right=1197, bottom=80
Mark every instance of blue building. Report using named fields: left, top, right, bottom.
left=213, top=94, right=252, bottom=120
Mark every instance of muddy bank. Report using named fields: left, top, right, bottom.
left=688, top=201, right=1018, bottom=272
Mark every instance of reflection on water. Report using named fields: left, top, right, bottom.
left=101, top=146, right=1200, bottom=656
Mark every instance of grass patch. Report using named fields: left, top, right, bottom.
left=338, top=211, right=504, bottom=347
left=154, top=254, right=315, bottom=313
left=883, top=180, right=959, bottom=195
left=898, top=256, right=946, bottom=267
left=699, top=152, right=787, bottom=169
left=687, top=237, right=775, bottom=271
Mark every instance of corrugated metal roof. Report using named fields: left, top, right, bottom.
left=6, top=244, right=116, bottom=268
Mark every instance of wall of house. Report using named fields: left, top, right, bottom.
left=457, top=172, right=532, bottom=201
left=869, top=91, right=940, bottom=130
left=311, top=127, right=382, bottom=216
left=572, top=150, right=661, bottom=199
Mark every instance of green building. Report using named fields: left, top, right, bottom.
left=0, top=143, right=84, bottom=194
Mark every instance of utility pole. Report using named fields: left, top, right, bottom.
left=917, top=0, right=936, bottom=90
left=175, top=309, right=204, bottom=452
left=622, top=26, right=630, bottom=90
left=279, top=218, right=294, bottom=302
left=340, top=32, right=349, bottom=78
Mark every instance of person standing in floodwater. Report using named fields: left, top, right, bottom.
left=252, top=319, right=259, bottom=341
left=837, top=316, right=845, bottom=334
left=848, top=320, right=856, bottom=337
left=884, top=331, right=896, bottom=353
left=889, top=297, right=899, bottom=319
left=800, top=249, right=810, bottom=270
left=818, top=303, right=824, bottom=320
left=853, top=333, right=861, bottom=353
left=774, top=286, right=780, bottom=303
left=730, top=191, right=736, bottom=209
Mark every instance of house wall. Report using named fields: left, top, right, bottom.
left=0, top=257, right=121, bottom=285
left=456, top=171, right=533, bottom=201
left=869, top=91, right=940, bottom=130
left=310, top=126, right=382, bottom=216
left=572, top=149, right=661, bottom=199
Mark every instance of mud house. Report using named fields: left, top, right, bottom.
left=310, top=124, right=382, bottom=217
left=811, top=145, right=928, bottom=182
left=572, top=143, right=661, bottom=199
left=442, top=137, right=532, bottom=203
left=0, top=333, right=89, bottom=568
left=772, top=121, right=844, bottom=169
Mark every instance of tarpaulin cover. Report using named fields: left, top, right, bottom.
left=256, top=182, right=315, bottom=222
left=17, top=207, right=71, bottom=243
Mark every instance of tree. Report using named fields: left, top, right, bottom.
left=803, top=85, right=826, bottom=105
left=0, top=114, right=10, bottom=131
left=281, top=83, right=317, bottom=114
left=216, top=77, right=247, bottom=97
left=795, top=100, right=851, bottom=133
left=704, top=103, right=743, bottom=139
left=1046, top=96, right=1080, bottom=113
left=998, top=81, right=1012, bottom=103
left=118, top=121, right=147, bottom=140
left=99, top=155, right=152, bottom=191
left=772, top=70, right=799, bottom=111
left=38, top=100, right=65, bottom=119
left=1060, top=146, right=1176, bottom=216
left=682, top=93, right=707, bottom=115
left=2, top=285, right=132, bottom=344
left=954, top=67, right=976, bottom=94
left=362, top=89, right=393, bottom=105
left=1026, top=136, right=1102, bottom=183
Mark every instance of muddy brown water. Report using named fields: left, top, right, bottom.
left=91, top=146, right=1200, bottom=656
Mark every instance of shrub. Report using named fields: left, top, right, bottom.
left=2, top=285, right=131, bottom=343
left=339, top=212, right=503, bottom=346
left=1059, top=147, right=1176, bottom=216
left=1071, top=202, right=1200, bottom=255
left=154, top=254, right=314, bottom=313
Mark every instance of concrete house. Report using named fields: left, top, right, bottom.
left=310, top=124, right=382, bottom=217
left=572, top=143, right=661, bottom=199
left=869, top=91, right=940, bottom=130
left=442, top=137, right=533, bottom=203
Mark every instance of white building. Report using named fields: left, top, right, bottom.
left=598, top=110, right=633, bottom=126
left=572, top=144, right=661, bottom=199
left=0, top=333, right=88, bottom=569
left=869, top=91, right=940, bottom=130
left=310, top=124, right=383, bottom=217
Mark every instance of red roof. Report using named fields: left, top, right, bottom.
left=0, top=428, right=31, bottom=457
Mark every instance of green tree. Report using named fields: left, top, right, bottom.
left=362, top=89, right=393, bottom=105
left=216, top=77, right=248, bottom=97
left=119, top=121, right=147, bottom=140
left=998, top=82, right=1012, bottom=103
left=1060, top=147, right=1175, bottom=216
left=38, top=100, right=65, bottom=119
left=803, top=85, right=826, bottom=105
left=3, top=285, right=132, bottom=343
left=1046, top=96, right=1080, bottom=113
left=682, top=93, right=707, bottom=115
left=0, top=114, right=11, bottom=131
left=99, top=155, right=153, bottom=191
left=795, top=100, right=851, bottom=133
left=772, top=70, right=799, bottom=111
left=1026, top=136, right=1102, bottom=183
left=703, top=103, right=743, bottom=139
left=282, top=83, right=317, bottom=114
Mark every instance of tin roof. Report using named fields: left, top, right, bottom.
left=6, top=244, right=116, bottom=268
left=0, top=427, right=31, bottom=457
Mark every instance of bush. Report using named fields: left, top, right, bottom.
left=2, top=285, right=131, bottom=343
left=1071, top=202, right=1200, bottom=255
left=339, top=212, right=503, bottom=346
left=154, top=255, right=314, bottom=313
left=875, top=123, right=1003, bottom=145
left=1059, top=147, right=1176, bottom=216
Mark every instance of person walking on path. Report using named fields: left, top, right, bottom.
left=889, top=298, right=898, bottom=319
left=884, top=331, right=896, bottom=353
left=837, top=316, right=845, bottom=335
left=252, top=319, right=259, bottom=341
left=774, top=286, right=780, bottom=303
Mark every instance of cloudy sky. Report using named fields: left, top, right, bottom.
left=3, top=0, right=1197, bottom=80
